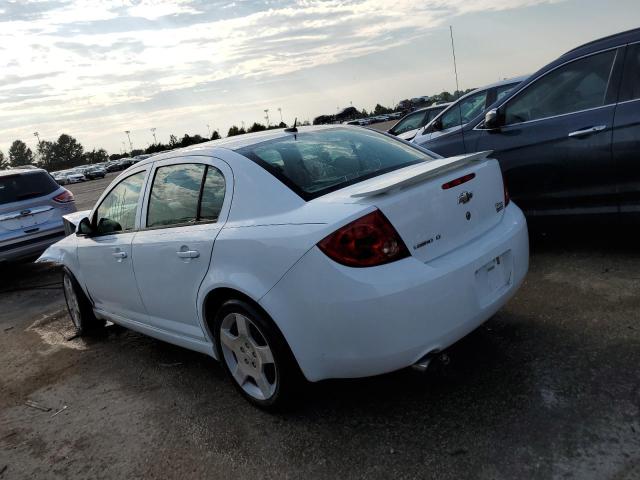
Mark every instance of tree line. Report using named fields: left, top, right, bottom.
left=0, top=89, right=474, bottom=172
left=0, top=122, right=291, bottom=171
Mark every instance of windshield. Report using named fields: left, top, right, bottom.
left=0, top=172, right=59, bottom=205
left=390, top=111, right=426, bottom=134
left=238, top=128, right=435, bottom=200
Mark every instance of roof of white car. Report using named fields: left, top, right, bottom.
left=134, top=125, right=347, bottom=167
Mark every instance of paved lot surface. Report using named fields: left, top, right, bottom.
left=1, top=173, right=639, bottom=479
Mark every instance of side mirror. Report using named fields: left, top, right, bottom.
left=430, top=118, right=443, bottom=132
left=77, top=217, right=94, bottom=236
left=484, top=108, right=502, bottom=130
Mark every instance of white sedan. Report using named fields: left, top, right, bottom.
left=39, top=125, right=528, bottom=409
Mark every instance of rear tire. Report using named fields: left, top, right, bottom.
left=214, top=299, right=303, bottom=410
left=62, top=270, right=105, bottom=336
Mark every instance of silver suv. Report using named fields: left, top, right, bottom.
left=0, top=168, right=77, bottom=262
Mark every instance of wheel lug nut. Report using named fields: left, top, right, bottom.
left=244, top=358, right=249, bottom=364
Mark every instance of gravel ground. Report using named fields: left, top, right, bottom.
left=0, top=170, right=639, bottom=479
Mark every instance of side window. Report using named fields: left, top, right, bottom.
left=496, top=83, right=517, bottom=102
left=620, top=43, right=640, bottom=102
left=95, top=171, right=146, bottom=234
left=199, top=167, right=226, bottom=222
left=504, top=49, right=617, bottom=125
left=441, top=91, right=488, bottom=130
left=392, top=111, right=426, bottom=134
left=147, top=164, right=205, bottom=228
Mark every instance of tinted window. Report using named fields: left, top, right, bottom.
left=391, top=111, right=426, bottom=134
left=95, top=171, right=146, bottom=234
left=495, top=83, right=518, bottom=102
left=0, top=171, right=59, bottom=205
left=199, top=167, right=226, bottom=222
left=238, top=128, right=434, bottom=200
left=425, top=106, right=446, bottom=123
left=504, top=50, right=616, bottom=125
left=440, top=90, right=488, bottom=130
left=147, top=164, right=205, bottom=227
left=620, top=43, right=640, bottom=102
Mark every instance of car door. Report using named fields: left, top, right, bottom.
left=474, top=48, right=622, bottom=214
left=76, top=168, right=149, bottom=320
left=131, top=157, right=232, bottom=340
left=612, top=42, right=640, bottom=213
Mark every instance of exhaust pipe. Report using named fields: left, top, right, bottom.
left=411, top=351, right=450, bottom=372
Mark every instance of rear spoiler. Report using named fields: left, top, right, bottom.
left=351, top=150, right=493, bottom=198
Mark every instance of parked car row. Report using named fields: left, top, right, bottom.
left=345, top=111, right=404, bottom=126
left=52, top=166, right=106, bottom=185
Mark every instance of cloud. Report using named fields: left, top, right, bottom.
left=0, top=0, right=564, bottom=153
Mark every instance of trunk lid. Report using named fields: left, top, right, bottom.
left=316, top=151, right=507, bottom=263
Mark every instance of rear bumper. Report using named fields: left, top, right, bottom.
left=259, top=204, right=529, bottom=381
left=0, top=227, right=66, bottom=262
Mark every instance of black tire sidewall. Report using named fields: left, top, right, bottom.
left=62, top=269, right=103, bottom=336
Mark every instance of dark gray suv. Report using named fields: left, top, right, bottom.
left=0, top=168, right=77, bottom=262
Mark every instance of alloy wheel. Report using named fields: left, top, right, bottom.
left=219, top=312, right=277, bottom=401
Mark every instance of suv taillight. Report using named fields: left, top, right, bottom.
left=317, top=210, right=409, bottom=267
left=53, top=189, right=74, bottom=203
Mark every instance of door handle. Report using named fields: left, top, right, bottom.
left=568, top=125, right=606, bottom=138
left=176, top=249, right=200, bottom=259
left=112, top=251, right=127, bottom=259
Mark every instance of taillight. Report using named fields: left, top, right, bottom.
left=53, top=189, right=74, bottom=203
left=502, top=173, right=510, bottom=206
left=317, top=210, right=409, bottom=267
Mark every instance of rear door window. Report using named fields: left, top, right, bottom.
left=146, top=163, right=227, bottom=227
left=147, top=164, right=205, bottom=228
left=619, top=43, right=640, bottom=102
left=0, top=171, right=59, bottom=205
left=238, top=128, right=434, bottom=200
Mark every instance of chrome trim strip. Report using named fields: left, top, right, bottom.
left=473, top=103, right=616, bottom=131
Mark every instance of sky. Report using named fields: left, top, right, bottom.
left=1, top=0, right=639, bottom=156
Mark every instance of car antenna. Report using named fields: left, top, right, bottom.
left=285, top=117, right=298, bottom=133
left=449, top=25, right=467, bottom=151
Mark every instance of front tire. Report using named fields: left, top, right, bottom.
left=214, top=299, right=302, bottom=410
left=62, top=270, right=105, bottom=336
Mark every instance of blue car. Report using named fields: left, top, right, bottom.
left=414, top=28, right=640, bottom=217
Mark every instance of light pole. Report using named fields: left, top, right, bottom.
left=277, top=107, right=283, bottom=124
left=264, top=109, right=270, bottom=127
left=33, top=132, right=41, bottom=165
left=124, top=131, right=133, bottom=153
left=206, top=124, right=211, bottom=137
left=150, top=127, right=157, bottom=144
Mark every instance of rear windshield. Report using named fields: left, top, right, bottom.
left=237, top=128, right=435, bottom=200
left=0, top=171, right=59, bottom=205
